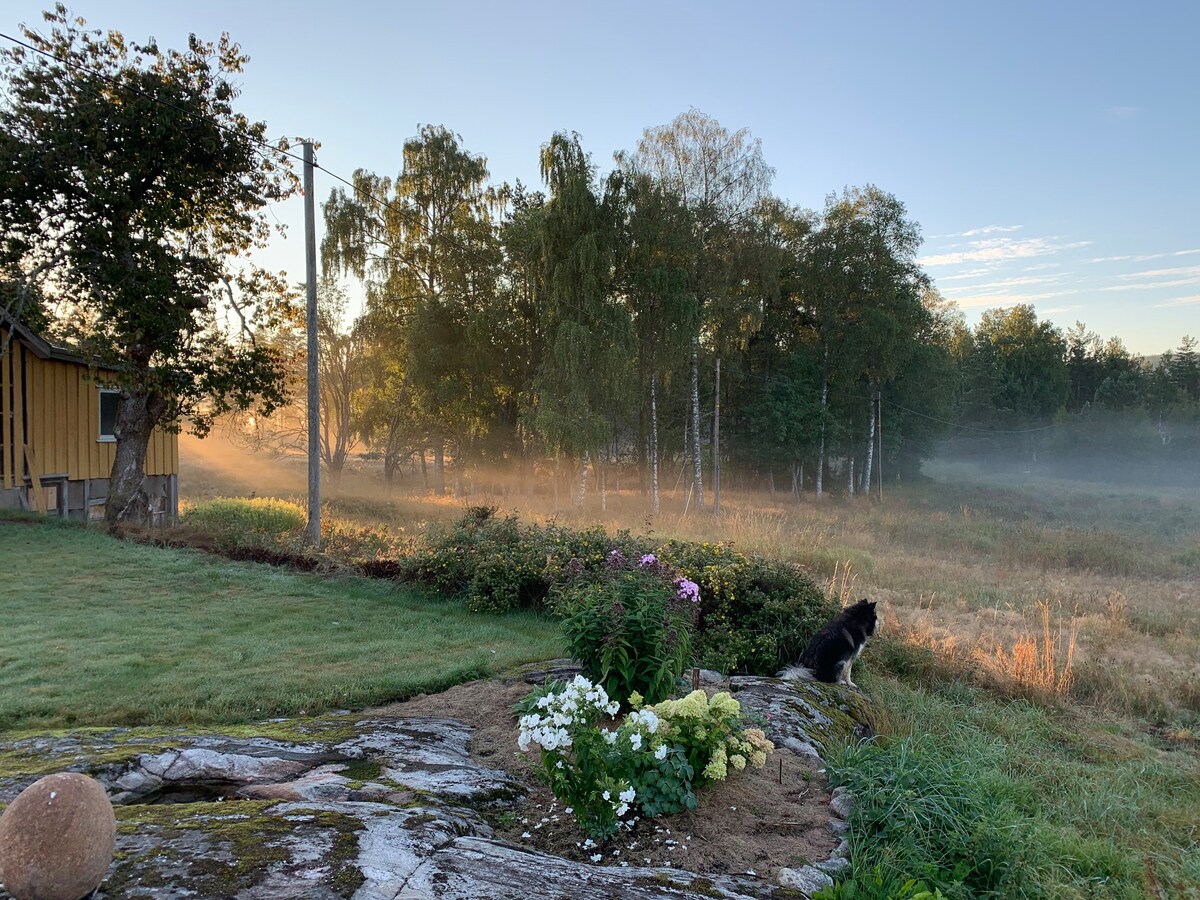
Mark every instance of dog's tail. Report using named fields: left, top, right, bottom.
left=776, top=665, right=815, bottom=681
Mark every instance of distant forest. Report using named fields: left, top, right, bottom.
left=239, top=116, right=1199, bottom=500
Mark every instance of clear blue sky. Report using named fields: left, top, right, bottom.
left=4, top=0, right=1197, bottom=354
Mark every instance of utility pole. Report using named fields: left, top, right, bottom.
left=303, top=141, right=321, bottom=548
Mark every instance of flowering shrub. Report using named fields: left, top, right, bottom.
left=557, top=564, right=698, bottom=707
left=660, top=540, right=835, bottom=675
left=644, top=689, right=774, bottom=786
left=517, top=676, right=637, bottom=838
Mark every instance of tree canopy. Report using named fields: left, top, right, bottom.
left=0, top=6, right=298, bottom=522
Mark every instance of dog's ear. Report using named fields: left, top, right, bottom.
left=867, top=600, right=877, bottom=609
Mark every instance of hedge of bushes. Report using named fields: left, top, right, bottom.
left=397, top=506, right=835, bottom=677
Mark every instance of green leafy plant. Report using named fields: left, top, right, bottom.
left=658, top=540, right=834, bottom=675
left=558, top=564, right=697, bottom=706
left=625, top=743, right=696, bottom=817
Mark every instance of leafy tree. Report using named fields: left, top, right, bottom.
left=533, top=132, right=633, bottom=504
left=229, top=279, right=366, bottom=487
left=1168, top=335, right=1199, bottom=402
left=629, top=109, right=773, bottom=509
left=0, top=7, right=296, bottom=524
left=322, top=125, right=500, bottom=493
left=612, top=171, right=699, bottom=512
left=1065, top=321, right=1104, bottom=412
left=972, top=304, right=1069, bottom=424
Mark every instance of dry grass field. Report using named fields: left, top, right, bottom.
left=181, top=433, right=1200, bottom=729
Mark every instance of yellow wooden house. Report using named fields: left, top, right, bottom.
left=1, top=315, right=178, bottom=523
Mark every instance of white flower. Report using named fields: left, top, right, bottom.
left=583, top=838, right=595, bottom=849
left=555, top=760, right=563, bottom=769
left=521, top=831, right=531, bottom=838
left=603, top=731, right=618, bottom=745
left=629, top=733, right=643, bottom=751
left=615, top=802, right=629, bottom=816
left=606, top=701, right=620, bottom=716
left=602, top=790, right=611, bottom=801
left=565, top=807, right=574, bottom=815
left=654, top=744, right=669, bottom=760
left=590, top=853, right=602, bottom=863
left=619, top=787, right=636, bottom=803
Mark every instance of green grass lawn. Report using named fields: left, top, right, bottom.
left=0, top=517, right=563, bottom=729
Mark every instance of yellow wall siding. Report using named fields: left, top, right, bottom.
left=1, top=337, right=177, bottom=483
left=1, top=334, right=13, bottom=489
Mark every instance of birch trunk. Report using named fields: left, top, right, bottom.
left=847, top=456, right=855, bottom=497
left=816, top=344, right=829, bottom=498
left=690, top=334, right=704, bottom=510
left=861, top=387, right=876, bottom=495
left=712, top=357, right=721, bottom=518
left=575, top=452, right=589, bottom=507
left=105, top=390, right=168, bottom=526
left=650, top=370, right=660, bottom=515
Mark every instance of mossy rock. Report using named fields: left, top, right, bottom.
left=729, top=676, right=875, bottom=760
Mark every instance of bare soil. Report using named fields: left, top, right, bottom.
left=371, top=678, right=837, bottom=881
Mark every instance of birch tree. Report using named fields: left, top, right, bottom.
left=322, top=125, right=499, bottom=493
left=630, top=109, right=773, bottom=510
left=533, top=133, right=633, bottom=505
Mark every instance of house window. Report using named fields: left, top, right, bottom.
left=99, top=389, right=119, bottom=442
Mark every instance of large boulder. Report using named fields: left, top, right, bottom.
left=0, top=772, right=115, bottom=900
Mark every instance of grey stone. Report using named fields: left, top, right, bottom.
left=337, top=718, right=521, bottom=802
left=829, top=816, right=848, bottom=835
left=815, top=855, right=850, bottom=874
left=778, top=864, right=835, bottom=894
left=830, top=793, right=855, bottom=819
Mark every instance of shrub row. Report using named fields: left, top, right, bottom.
left=398, top=506, right=836, bottom=677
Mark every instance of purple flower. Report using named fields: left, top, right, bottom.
left=607, top=548, right=626, bottom=568
left=674, top=577, right=700, bottom=604
left=639, top=554, right=657, bottom=567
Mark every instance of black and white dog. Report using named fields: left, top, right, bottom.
left=779, top=599, right=878, bottom=688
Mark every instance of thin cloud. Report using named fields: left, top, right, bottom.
left=1023, top=263, right=1061, bottom=271
left=1118, top=264, right=1200, bottom=280
left=1041, top=305, right=1083, bottom=315
left=1101, top=276, right=1200, bottom=291
left=929, top=224, right=1023, bottom=240
left=935, top=266, right=1002, bottom=282
left=961, top=224, right=1024, bottom=237
left=1091, top=248, right=1200, bottom=264
left=1152, top=295, right=1200, bottom=308
left=921, top=237, right=1092, bottom=267
left=1106, top=106, right=1139, bottom=118
left=948, top=289, right=1079, bottom=309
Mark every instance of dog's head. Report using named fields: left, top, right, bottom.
left=849, top=598, right=878, bottom=636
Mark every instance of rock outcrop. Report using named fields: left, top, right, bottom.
left=0, top=677, right=873, bottom=899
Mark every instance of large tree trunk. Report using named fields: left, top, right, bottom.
left=690, top=335, right=704, bottom=510
left=649, top=370, right=660, bottom=515
left=105, top=390, right=168, bottom=526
